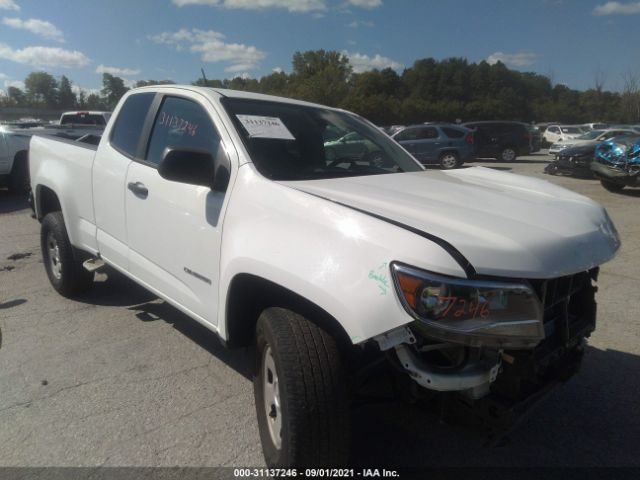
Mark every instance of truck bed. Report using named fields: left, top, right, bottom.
left=29, top=134, right=99, bottom=254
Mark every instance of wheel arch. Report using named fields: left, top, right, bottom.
left=438, top=149, right=460, bottom=158
left=501, top=143, right=519, bottom=154
left=34, top=184, right=62, bottom=220
left=225, top=273, right=352, bottom=353
left=11, top=149, right=28, bottom=168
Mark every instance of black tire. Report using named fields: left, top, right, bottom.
left=254, top=307, right=350, bottom=468
left=41, top=212, right=93, bottom=297
left=498, top=146, right=517, bottom=162
left=439, top=151, right=460, bottom=169
left=601, top=179, right=625, bottom=193
left=8, top=151, right=29, bottom=194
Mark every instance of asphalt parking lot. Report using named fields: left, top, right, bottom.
left=1, top=151, right=639, bottom=468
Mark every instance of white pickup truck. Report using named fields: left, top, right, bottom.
left=29, top=86, right=620, bottom=467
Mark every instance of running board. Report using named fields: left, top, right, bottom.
left=83, top=258, right=105, bottom=272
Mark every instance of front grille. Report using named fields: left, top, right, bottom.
left=529, top=268, right=598, bottom=350
left=491, top=269, right=598, bottom=402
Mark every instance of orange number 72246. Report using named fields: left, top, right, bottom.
left=438, top=296, right=491, bottom=319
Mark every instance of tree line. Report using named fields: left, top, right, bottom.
left=2, top=50, right=639, bottom=125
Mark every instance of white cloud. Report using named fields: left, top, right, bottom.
left=5, top=79, right=25, bottom=90
left=2, top=17, right=64, bottom=42
left=71, top=84, right=101, bottom=97
left=486, top=51, right=539, bottom=67
left=344, top=51, right=403, bottom=73
left=229, top=72, right=252, bottom=80
left=172, top=0, right=327, bottom=12
left=96, top=64, right=141, bottom=76
left=272, top=67, right=283, bottom=73
left=150, top=28, right=266, bottom=72
left=347, top=19, right=374, bottom=27
left=0, top=73, right=8, bottom=80
left=0, top=0, right=19, bottom=11
left=224, top=63, right=258, bottom=73
left=0, top=43, right=90, bottom=68
left=593, top=1, right=640, bottom=15
left=345, top=0, right=382, bottom=8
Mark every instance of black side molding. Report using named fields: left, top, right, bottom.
left=294, top=189, right=477, bottom=278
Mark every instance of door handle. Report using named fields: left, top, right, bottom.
left=127, top=181, right=148, bottom=198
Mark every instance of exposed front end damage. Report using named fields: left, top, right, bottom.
left=373, top=267, right=599, bottom=433
left=591, top=136, right=640, bottom=188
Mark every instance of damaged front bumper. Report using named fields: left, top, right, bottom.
left=376, top=267, right=599, bottom=429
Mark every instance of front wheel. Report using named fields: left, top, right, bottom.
left=254, top=308, right=350, bottom=468
left=41, top=212, right=94, bottom=297
left=601, top=179, right=625, bottom=193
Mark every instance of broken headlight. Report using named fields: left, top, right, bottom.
left=391, top=263, right=544, bottom=348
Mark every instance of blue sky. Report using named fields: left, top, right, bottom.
left=1, top=0, right=639, bottom=96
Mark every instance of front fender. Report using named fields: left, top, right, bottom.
left=217, top=166, right=467, bottom=344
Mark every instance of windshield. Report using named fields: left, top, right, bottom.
left=578, top=130, right=605, bottom=140
left=222, top=98, right=423, bottom=181
left=560, top=127, right=581, bottom=134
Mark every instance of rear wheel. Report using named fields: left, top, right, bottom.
left=41, top=212, right=94, bottom=297
left=601, top=179, right=625, bottom=193
left=439, top=152, right=460, bottom=169
left=499, top=147, right=517, bottom=162
left=254, top=307, right=350, bottom=468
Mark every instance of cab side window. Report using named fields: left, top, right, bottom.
left=146, top=96, right=221, bottom=166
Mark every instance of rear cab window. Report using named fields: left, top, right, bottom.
left=60, top=113, right=107, bottom=126
left=110, top=93, right=156, bottom=158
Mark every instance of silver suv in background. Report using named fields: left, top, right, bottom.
left=391, top=123, right=475, bottom=169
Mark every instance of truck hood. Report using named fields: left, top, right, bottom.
left=280, top=167, right=620, bottom=279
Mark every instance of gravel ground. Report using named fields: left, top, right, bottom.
left=1, top=151, right=639, bottom=468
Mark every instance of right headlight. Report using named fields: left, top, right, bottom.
left=391, top=263, right=544, bottom=349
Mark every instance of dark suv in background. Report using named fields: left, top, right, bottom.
left=391, top=123, right=474, bottom=169
left=463, top=121, right=533, bottom=161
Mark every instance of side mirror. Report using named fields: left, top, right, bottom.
left=158, top=147, right=215, bottom=188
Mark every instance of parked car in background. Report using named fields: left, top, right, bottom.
left=0, top=126, right=30, bottom=192
left=59, top=111, right=112, bottom=126
left=580, top=123, right=609, bottom=131
left=591, top=135, right=640, bottom=192
left=526, top=124, right=542, bottom=152
left=548, top=128, right=638, bottom=155
left=391, top=123, right=474, bottom=169
left=545, top=144, right=596, bottom=178
left=381, top=125, right=405, bottom=136
left=543, top=125, right=583, bottom=144
left=462, top=121, right=531, bottom=161
left=323, top=131, right=379, bottom=161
